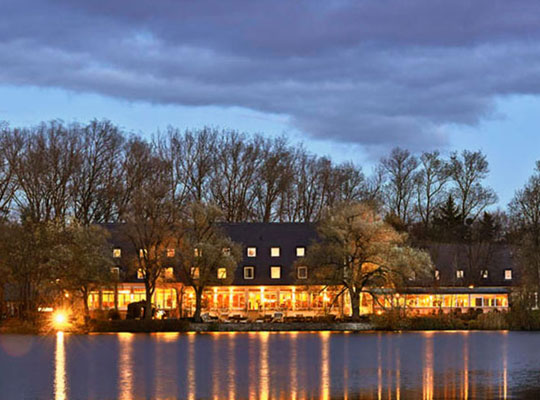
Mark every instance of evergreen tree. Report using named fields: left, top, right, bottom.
left=433, top=194, right=463, bottom=241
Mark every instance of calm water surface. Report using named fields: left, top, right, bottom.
left=0, top=330, right=539, bottom=399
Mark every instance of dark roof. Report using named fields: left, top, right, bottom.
left=411, top=242, right=519, bottom=287
left=220, top=222, right=318, bottom=285
left=99, top=222, right=520, bottom=288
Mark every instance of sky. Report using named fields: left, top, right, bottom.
left=2, top=0, right=540, bottom=208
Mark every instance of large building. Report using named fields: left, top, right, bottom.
left=88, top=223, right=514, bottom=319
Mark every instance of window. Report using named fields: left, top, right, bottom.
left=222, top=248, right=231, bottom=256
left=435, top=269, right=440, bottom=280
left=481, top=270, right=489, bottom=279
left=112, top=248, right=122, bottom=258
left=270, top=266, right=281, bottom=279
left=111, top=267, right=120, bottom=278
left=244, top=266, right=255, bottom=279
left=247, top=247, right=257, bottom=257
left=296, top=247, right=306, bottom=257
left=164, top=267, right=174, bottom=279
left=217, top=268, right=227, bottom=279
left=137, top=268, right=145, bottom=279
left=139, top=249, right=147, bottom=259
left=456, top=270, right=464, bottom=279
left=191, top=267, right=200, bottom=279
left=166, top=248, right=175, bottom=258
left=297, top=266, right=308, bottom=279
left=271, top=247, right=280, bottom=257
left=194, top=248, right=202, bottom=257
left=504, top=269, right=512, bottom=280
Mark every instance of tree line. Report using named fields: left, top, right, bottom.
left=0, top=119, right=539, bottom=320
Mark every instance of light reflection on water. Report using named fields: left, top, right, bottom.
left=1, top=330, right=540, bottom=399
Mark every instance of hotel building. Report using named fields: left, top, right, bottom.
left=89, top=223, right=514, bottom=319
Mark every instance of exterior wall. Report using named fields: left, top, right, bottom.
left=87, top=283, right=510, bottom=319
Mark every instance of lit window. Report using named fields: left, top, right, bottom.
left=166, top=248, right=175, bottom=258
left=270, top=266, right=281, bottom=279
left=297, top=266, right=308, bottom=279
left=244, top=266, right=255, bottom=279
left=456, top=270, right=464, bottom=279
left=191, top=267, right=200, bottom=279
left=112, top=248, right=121, bottom=258
left=408, top=271, right=416, bottom=281
left=247, top=247, right=257, bottom=257
left=194, top=248, right=202, bottom=257
left=435, top=269, right=440, bottom=280
left=137, top=268, right=144, bottom=279
left=504, top=269, right=512, bottom=280
left=222, top=248, right=231, bottom=256
left=271, top=247, right=280, bottom=257
left=111, top=267, right=120, bottom=278
left=217, top=268, right=227, bottom=279
left=482, top=270, right=489, bottom=279
left=139, top=249, right=147, bottom=259
left=164, top=267, right=174, bottom=279
left=296, top=247, right=306, bottom=257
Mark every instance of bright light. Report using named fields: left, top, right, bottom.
left=53, top=311, right=68, bottom=328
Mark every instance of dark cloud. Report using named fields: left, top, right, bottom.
left=2, top=0, right=540, bottom=150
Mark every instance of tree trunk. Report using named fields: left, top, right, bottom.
left=144, top=282, right=153, bottom=320
left=349, top=289, right=361, bottom=321
left=82, top=290, right=90, bottom=318
left=193, top=288, right=203, bottom=322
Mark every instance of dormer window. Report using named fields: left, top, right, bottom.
left=504, top=269, right=512, bottom=280
left=217, top=268, right=227, bottom=279
left=247, top=247, right=257, bottom=257
left=244, top=266, right=255, bottom=279
left=456, top=270, right=464, bottom=279
left=270, top=247, right=280, bottom=257
left=112, top=248, right=121, bottom=258
left=270, top=266, right=281, bottom=279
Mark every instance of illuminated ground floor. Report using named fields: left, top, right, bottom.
left=87, top=284, right=510, bottom=319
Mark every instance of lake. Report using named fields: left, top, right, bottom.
left=0, top=330, right=539, bottom=399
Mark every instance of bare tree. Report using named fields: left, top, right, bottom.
left=6, top=121, right=82, bottom=223
left=449, top=150, right=497, bottom=222
left=415, top=151, right=450, bottom=229
left=254, top=136, right=294, bottom=222
left=176, top=202, right=241, bottom=322
left=121, top=139, right=179, bottom=319
left=509, top=161, right=540, bottom=288
left=210, top=131, right=261, bottom=222
left=70, top=120, right=125, bottom=224
left=381, top=147, right=419, bottom=224
left=301, top=202, right=432, bottom=320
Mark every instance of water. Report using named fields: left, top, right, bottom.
left=0, top=331, right=539, bottom=399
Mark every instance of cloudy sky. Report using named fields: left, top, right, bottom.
left=2, top=0, right=540, bottom=206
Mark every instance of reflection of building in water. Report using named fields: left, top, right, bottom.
left=423, top=332, right=434, bottom=400
left=86, top=223, right=515, bottom=319
left=320, top=332, right=330, bottom=400
left=118, top=333, right=134, bottom=400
